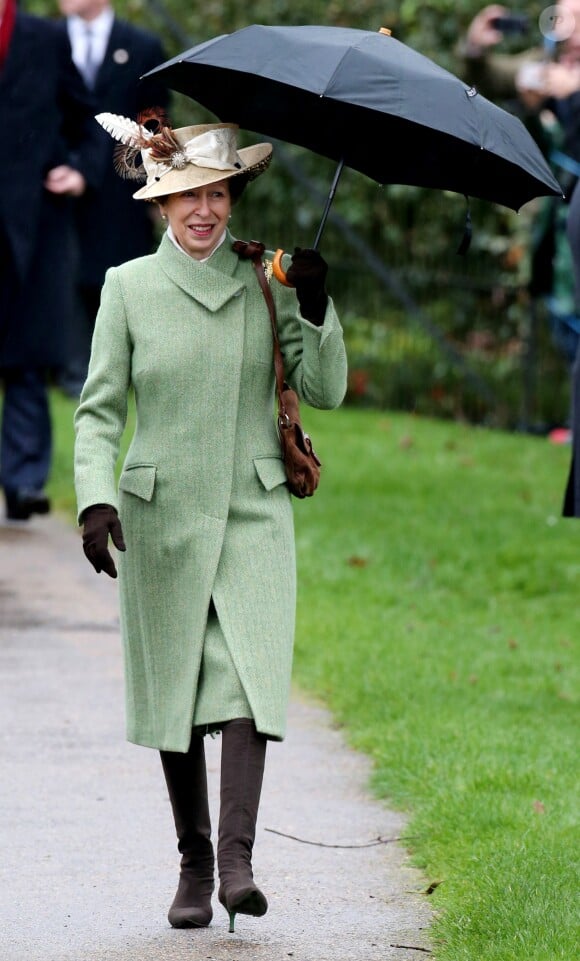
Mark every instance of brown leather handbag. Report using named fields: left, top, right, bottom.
left=233, top=239, right=321, bottom=498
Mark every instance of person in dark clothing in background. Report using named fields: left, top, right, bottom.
left=0, top=0, right=104, bottom=521
left=562, top=180, right=580, bottom=510
left=56, top=0, right=170, bottom=397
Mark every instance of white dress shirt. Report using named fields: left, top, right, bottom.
left=67, top=8, right=114, bottom=79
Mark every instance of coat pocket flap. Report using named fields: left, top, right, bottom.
left=254, top=455, right=288, bottom=491
left=119, top=464, right=157, bottom=502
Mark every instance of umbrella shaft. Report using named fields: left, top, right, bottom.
left=314, top=158, right=345, bottom=250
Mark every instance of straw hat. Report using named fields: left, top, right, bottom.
left=95, top=110, right=272, bottom=201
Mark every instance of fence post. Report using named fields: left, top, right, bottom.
left=521, top=296, right=539, bottom=433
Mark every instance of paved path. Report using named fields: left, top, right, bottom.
left=0, top=513, right=432, bottom=961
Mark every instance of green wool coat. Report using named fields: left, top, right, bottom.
left=74, top=231, right=348, bottom=752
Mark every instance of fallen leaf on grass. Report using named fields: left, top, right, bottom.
left=347, top=555, right=368, bottom=567
left=424, top=879, right=443, bottom=895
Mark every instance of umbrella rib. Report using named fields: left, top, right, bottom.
left=319, top=30, right=393, bottom=97
left=318, top=39, right=369, bottom=97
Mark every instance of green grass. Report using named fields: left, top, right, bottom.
left=48, top=388, right=135, bottom=518
left=50, top=392, right=578, bottom=960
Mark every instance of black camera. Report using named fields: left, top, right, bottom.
left=490, top=13, right=530, bottom=34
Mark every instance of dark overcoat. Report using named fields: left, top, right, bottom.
left=0, top=13, right=104, bottom=368
left=62, top=17, right=170, bottom=287
left=563, top=180, right=580, bottom=517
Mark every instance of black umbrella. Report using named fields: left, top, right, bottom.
left=145, top=24, right=562, bottom=261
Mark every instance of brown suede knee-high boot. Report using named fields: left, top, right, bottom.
left=217, top=718, right=268, bottom=933
left=160, top=733, right=214, bottom=928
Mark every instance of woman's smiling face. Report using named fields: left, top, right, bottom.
left=159, top=180, right=232, bottom=260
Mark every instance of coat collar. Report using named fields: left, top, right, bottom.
left=156, top=230, right=247, bottom=311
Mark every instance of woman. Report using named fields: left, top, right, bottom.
left=74, top=112, right=348, bottom=933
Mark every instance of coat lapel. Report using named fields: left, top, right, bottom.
left=156, top=231, right=247, bottom=312
left=97, top=19, right=130, bottom=90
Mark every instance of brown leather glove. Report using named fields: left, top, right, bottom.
left=82, top=504, right=126, bottom=579
left=285, top=247, right=328, bottom=326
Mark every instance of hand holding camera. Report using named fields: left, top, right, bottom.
left=490, top=13, right=529, bottom=34
left=465, top=5, right=528, bottom=56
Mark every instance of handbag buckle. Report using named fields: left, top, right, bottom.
left=278, top=412, right=291, bottom=429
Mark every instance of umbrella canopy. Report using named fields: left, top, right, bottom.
left=145, top=24, right=562, bottom=213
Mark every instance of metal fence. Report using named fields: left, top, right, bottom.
left=242, top=158, right=573, bottom=432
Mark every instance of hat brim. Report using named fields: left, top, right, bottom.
left=132, top=142, right=273, bottom=200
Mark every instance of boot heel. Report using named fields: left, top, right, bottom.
left=219, top=882, right=268, bottom=933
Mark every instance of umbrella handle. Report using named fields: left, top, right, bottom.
left=272, top=249, right=294, bottom=287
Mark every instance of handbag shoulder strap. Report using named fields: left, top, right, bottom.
left=232, top=239, right=287, bottom=416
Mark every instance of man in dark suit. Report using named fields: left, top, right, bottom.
left=56, top=0, right=170, bottom=395
left=563, top=181, right=580, bottom=515
left=0, top=0, right=105, bottom=520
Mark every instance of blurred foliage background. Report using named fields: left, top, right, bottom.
left=30, top=0, right=571, bottom=430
